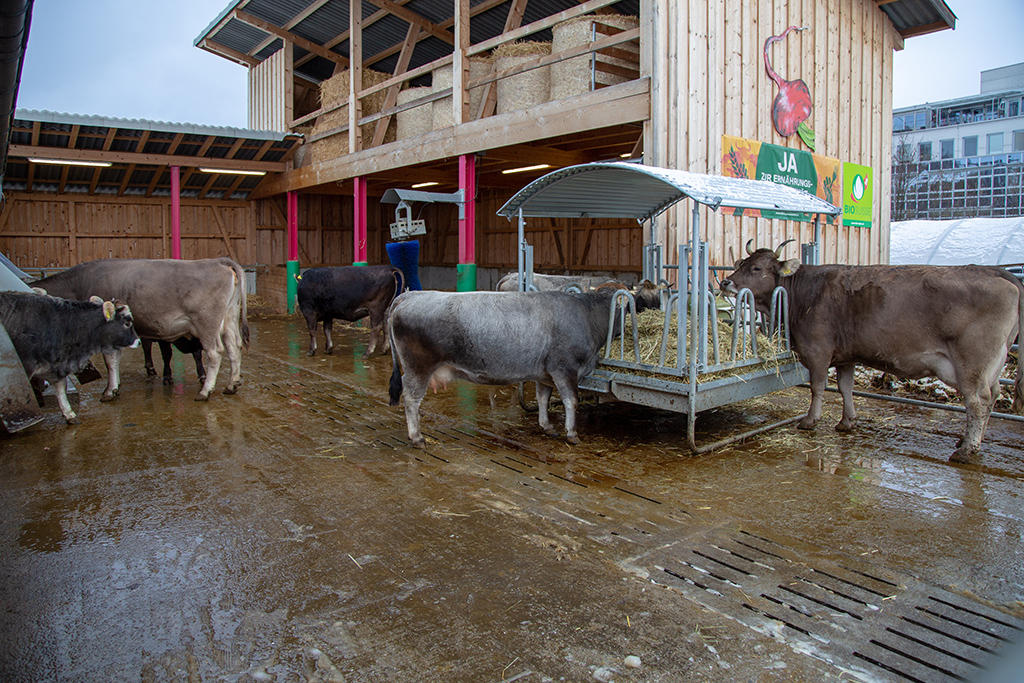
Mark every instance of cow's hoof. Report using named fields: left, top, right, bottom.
left=223, top=385, right=239, bottom=395
left=64, top=415, right=80, bottom=425
left=949, top=445, right=979, bottom=463
left=307, top=349, right=315, bottom=357
left=565, top=434, right=581, bottom=445
left=326, top=347, right=334, bottom=356
left=145, top=368, right=157, bottom=377
left=194, top=393, right=211, bottom=402
left=162, top=376, right=173, bottom=386
left=411, top=437, right=426, bottom=448
left=100, top=390, right=119, bottom=402
left=835, top=420, right=855, bottom=432
left=542, top=428, right=559, bottom=438
left=797, top=417, right=817, bottom=430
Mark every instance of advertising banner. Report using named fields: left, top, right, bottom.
left=842, top=162, right=873, bottom=228
left=721, top=135, right=841, bottom=222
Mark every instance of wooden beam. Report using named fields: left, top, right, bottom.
left=364, top=0, right=454, bottom=45
left=10, top=145, right=288, bottom=172
left=234, top=9, right=348, bottom=68
left=198, top=38, right=259, bottom=68
left=468, top=0, right=622, bottom=56
left=453, top=0, right=471, bottom=125
left=250, top=0, right=331, bottom=56
left=118, top=163, right=138, bottom=196
left=211, top=208, right=240, bottom=262
left=348, top=0, right=363, bottom=154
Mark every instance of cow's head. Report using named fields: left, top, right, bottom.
left=633, top=279, right=662, bottom=313
left=90, top=296, right=141, bottom=351
left=719, top=239, right=800, bottom=313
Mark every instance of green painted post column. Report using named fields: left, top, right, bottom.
left=456, top=263, right=477, bottom=291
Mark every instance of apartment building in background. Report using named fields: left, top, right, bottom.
left=891, top=62, right=1024, bottom=220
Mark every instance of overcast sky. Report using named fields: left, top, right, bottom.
left=15, top=0, right=1024, bottom=128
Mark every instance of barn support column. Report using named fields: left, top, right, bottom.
left=353, top=176, right=368, bottom=266
left=286, top=191, right=299, bottom=314
left=456, top=154, right=476, bottom=291
left=170, top=165, right=181, bottom=259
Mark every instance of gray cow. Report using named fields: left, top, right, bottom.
left=34, top=258, right=249, bottom=402
left=387, top=285, right=658, bottom=446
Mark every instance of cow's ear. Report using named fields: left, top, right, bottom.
left=102, top=301, right=116, bottom=321
left=780, top=259, right=802, bottom=277
left=89, top=295, right=103, bottom=306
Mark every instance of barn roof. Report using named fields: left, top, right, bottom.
left=195, top=0, right=952, bottom=82
left=5, top=109, right=302, bottom=200
left=497, top=162, right=842, bottom=221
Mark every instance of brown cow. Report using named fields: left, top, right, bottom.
left=720, top=240, right=1024, bottom=462
left=34, top=258, right=248, bottom=401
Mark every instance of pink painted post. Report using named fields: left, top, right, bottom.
left=287, top=191, right=299, bottom=261
left=456, top=154, right=476, bottom=290
left=170, top=165, right=181, bottom=259
left=353, top=177, right=368, bottom=265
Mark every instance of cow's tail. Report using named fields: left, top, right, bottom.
left=387, top=306, right=403, bottom=407
left=392, top=267, right=406, bottom=301
left=223, top=258, right=250, bottom=348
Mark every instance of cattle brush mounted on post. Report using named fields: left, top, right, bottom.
left=721, top=241, right=1024, bottom=462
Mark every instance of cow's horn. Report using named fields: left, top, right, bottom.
left=745, top=239, right=755, bottom=255
left=774, top=239, right=796, bottom=258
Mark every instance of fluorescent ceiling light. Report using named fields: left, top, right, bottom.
left=620, top=153, right=632, bottom=158
left=501, top=164, right=551, bottom=175
left=199, top=167, right=266, bottom=176
left=29, top=157, right=112, bottom=168
left=411, top=181, right=439, bottom=188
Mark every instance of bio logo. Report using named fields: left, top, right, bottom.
left=850, top=173, right=868, bottom=203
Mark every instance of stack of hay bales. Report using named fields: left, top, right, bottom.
left=551, top=14, right=639, bottom=100
left=397, top=86, right=433, bottom=139
left=431, top=56, right=493, bottom=129
left=493, top=41, right=551, bottom=114
left=309, top=68, right=394, bottom=163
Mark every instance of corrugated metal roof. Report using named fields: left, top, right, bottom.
left=196, top=0, right=638, bottom=83
left=878, top=0, right=956, bottom=38
left=497, top=162, right=841, bottom=221
left=15, top=109, right=297, bottom=141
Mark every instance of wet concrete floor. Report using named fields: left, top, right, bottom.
left=1, top=315, right=1023, bottom=681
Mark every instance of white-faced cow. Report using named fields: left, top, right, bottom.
left=720, top=240, right=1024, bottom=462
left=33, top=258, right=248, bottom=402
left=296, top=265, right=404, bottom=357
left=0, top=291, right=139, bottom=424
left=387, top=284, right=659, bottom=446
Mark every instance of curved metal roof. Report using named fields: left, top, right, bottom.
left=497, top=162, right=841, bottom=221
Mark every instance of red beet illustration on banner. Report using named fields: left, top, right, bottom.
left=764, top=26, right=815, bottom=150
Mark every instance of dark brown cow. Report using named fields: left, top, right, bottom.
left=720, top=240, right=1024, bottom=462
left=33, top=258, right=248, bottom=402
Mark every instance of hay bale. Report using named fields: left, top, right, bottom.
left=397, top=86, right=433, bottom=139
left=493, top=41, right=551, bottom=114
left=431, top=56, right=493, bottom=129
left=309, top=68, right=394, bottom=163
left=605, top=308, right=788, bottom=380
left=551, top=14, right=639, bottom=100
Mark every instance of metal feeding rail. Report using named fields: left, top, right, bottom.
left=498, top=162, right=841, bottom=452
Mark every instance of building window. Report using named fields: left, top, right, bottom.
left=919, top=141, right=932, bottom=161
left=1011, top=101, right=1019, bottom=117
left=988, top=132, right=1004, bottom=154
left=1013, top=130, right=1024, bottom=152
left=963, top=136, right=978, bottom=157
left=940, top=139, right=954, bottom=159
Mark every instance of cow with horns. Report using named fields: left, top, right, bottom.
left=720, top=239, right=1024, bottom=462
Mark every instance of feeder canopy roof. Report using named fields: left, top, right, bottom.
left=497, top=162, right=841, bottom=221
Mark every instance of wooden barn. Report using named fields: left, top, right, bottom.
left=1, top=0, right=955, bottom=305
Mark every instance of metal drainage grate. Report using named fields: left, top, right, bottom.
left=628, top=527, right=1024, bottom=682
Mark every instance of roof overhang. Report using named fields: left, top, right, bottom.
left=497, top=162, right=841, bottom=222
left=878, top=0, right=956, bottom=39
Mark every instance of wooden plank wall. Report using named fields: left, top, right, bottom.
left=248, top=43, right=293, bottom=132
left=0, top=194, right=257, bottom=267
left=645, top=0, right=897, bottom=271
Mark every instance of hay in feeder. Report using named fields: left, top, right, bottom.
left=604, top=308, right=790, bottom=381
left=397, top=86, right=433, bottom=139
left=431, top=56, right=493, bottom=129
left=493, top=41, right=551, bottom=114
left=309, top=68, right=394, bottom=163
left=551, top=14, right=639, bottom=100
